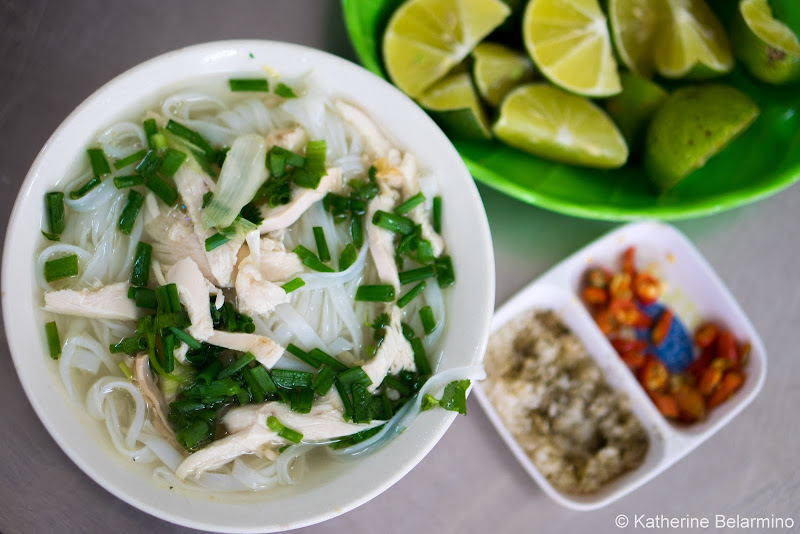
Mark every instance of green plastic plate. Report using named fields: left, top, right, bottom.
left=341, top=0, right=800, bottom=220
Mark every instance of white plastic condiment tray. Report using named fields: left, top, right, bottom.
left=473, top=220, right=767, bottom=511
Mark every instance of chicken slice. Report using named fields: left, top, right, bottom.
left=366, top=193, right=400, bottom=292
left=174, top=164, right=242, bottom=287
left=235, top=231, right=289, bottom=315
left=43, top=282, right=137, bottom=321
left=133, top=354, right=181, bottom=450
left=258, top=168, right=342, bottom=234
left=259, top=237, right=303, bottom=282
left=175, top=393, right=382, bottom=479
left=335, top=101, right=391, bottom=160
left=207, top=331, right=284, bottom=369
left=145, top=214, right=215, bottom=282
left=165, top=258, right=214, bottom=340
left=265, top=126, right=308, bottom=153
left=396, top=152, right=445, bottom=257
left=362, top=306, right=416, bottom=392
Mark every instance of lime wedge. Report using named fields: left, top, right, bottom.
left=493, top=83, right=629, bottom=168
left=644, top=84, right=759, bottom=190
left=608, top=0, right=667, bottom=77
left=418, top=71, right=492, bottom=139
left=605, top=72, right=668, bottom=146
left=654, top=0, right=733, bottom=79
left=472, top=42, right=535, bottom=106
left=522, top=0, right=621, bottom=97
left=382, top=0, right=511, bottom=98
left=732, top=0, right=800, bottom=85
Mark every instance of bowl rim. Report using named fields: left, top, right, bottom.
left=1, top=39, right=495, bottom=532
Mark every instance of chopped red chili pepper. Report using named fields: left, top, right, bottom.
left=651, top=309, right=673, bottom=347
left=585, top=267, right=610, bottom=288
left=620, top=350, right=647, bottom=370
left=650, top=392, right=679, bottom=419
left=694, top=322, right=719, bottom=349
left=707, top=370, right=745, bottom=409
left=610, top=338, right=648, bottom=354
left=622, top=246, right=636, bottom=275
left=639, top=356, right=669, bottom=393
left=675, top=384, right=706, bottom=422
left=716, top=330, right=738, bottom=367
left=609, top=272, right=633, bottom=301
left=633, top=272, right=663, bottom=305
left=582, top=286, right=608, bottom=307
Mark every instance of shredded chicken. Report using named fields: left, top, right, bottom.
left=258, top=167, right=342, bottom=234
left=207, top=331, right=284, bottom=369
left=43, top=282, right=138, bottom=321
left=362, top=306, right=416, bottom=392
left=165, top=258, right=214, bottom=340
left=265, top=126, right=308, bottom=153
left=258, top=237, right=304, bottom=282
left=235, top=231, right=289, bottom=315
left=335, top=101, right=391, bottom=160
left=133, top=354, right=181, bottom=450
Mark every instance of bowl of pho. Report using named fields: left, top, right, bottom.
left=2, top=40, right=495, bottom=532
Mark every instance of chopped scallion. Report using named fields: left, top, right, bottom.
left=305, top=140, right=327, bottom=179
left=372, top=210, right=415, bottom=235
left=158, top=148, right=187, bottom=177
left=166, top=120, right=217, bottom=161
left=398, top=266, right=436, bottom=285
left=118, top=190, right=145, bottom=235
left=337, top=366, right=372, bottom=391
left=146, top=175, right=178, bottom=206
left=311, top=365, right=336, bottom=396
left=267, top=415, right=303, bottom=443
left=45, top=321, right=61, bottom=359
left=271, top=368, right=313, bottom=389
left=411, top=338, right=432, bottom=376
left=176, top=419, right=212, bottom=450
left=162, top=332, right=175, bottom=373
left=44, top=254, right=79, bottom=282
left=129, top=287, right=157, bottom=309
left=355, top=284, right=395, bottom=302
left=113, top=149, right=147, bottom=170
left=167, top=327, right=202, bottom=350
left=119, top=361, right=133, bottom=380
left=339, top=243, right=357, bottom=271
left=398, top=281, right=426, bottom=308
left=291, top=387, right=314, bottom=414
left=275, top=83, right=297, bottom=98
left=420, top=306, right=436, bottom=335
left=293, top=167, right=322, bottom=189
left=328, top=424, right=385, bottom=450
left=69, top=176, right=101, bottom=199
left=286, top=344, right=320, bottom=368
left=45, top=192, right=65, bottom=235
left=432, top=196, right=442, bottom=233
left=335, top=379, right=354, bottom=421
left=130, top=241, right=152, bottom=286
left=205, top=233, right=229, bottom=251
left=229, top=78, right=269, bottom=92
left=308, top=348, right=348, bottom=372
left=394, top=192, right=425, bottom=215
left=312, top=226, right=330, bottom=262
left=248, top=365, right=278, bottom=395
left=143, top=119, right=159, bottom=149
left=113, top=175, right=146, bottom=189
left=350, top=215, right=363, bottom=248
left=87, top=148, right=111, bottom=176
left=435, top=256, right=456, bottom=288
left=135, top=149, right=161, bottom=178
left=217, top=352, right=255, bottom=379
left=293, top=245, right=334, bottom=273
left=281, top=277, right=305, bottom=293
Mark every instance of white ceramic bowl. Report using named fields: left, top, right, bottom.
left=474, top=221, right=766, bottom=510
left=1, top=41, right=495, bottom=532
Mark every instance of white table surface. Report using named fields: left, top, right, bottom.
left=1, top=1, right=798, bottom=533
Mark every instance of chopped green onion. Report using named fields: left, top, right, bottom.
left=217, top=352, right=255, bottom=379
left=249, top=365, right=278, bottom=394
left=329, top=424, right=385, bottom=450
left=118, top=190, right=145, bottom=235
left=293, top=167, right=322, bottom=189
left=143, top=119, right=159, bottom=149
left=158, top=148, right=187, bottom=177
left=383, top=375, right=411, bottom=396
left=419, top=306, right=436, bottom=335
left=130, top=242, right=152, bottom=286
left=337, top=366, right=372, bottom=390
left=281, top=277, right=305, bottom=293
left=415, top=240, right=435, bottom=265
left=205, top=233, right=230, bottom=251
left=151, top=133, right=168, bottom=152
left=166, top=120, right=217, bottom=161
left=355, top=284, right=395, bottom=302
left=69, top=176, right=101, bottom=199
left=87, top=148, right=111, bottom=176
left=398, top=281, right=426, bottom=308
left=202, top=191, right=214, bottom=209
left=312, top=226, right=330, bottom=262
left=293, top=245, right=334, bottom=273
left=45, top=192, right=65, bottom=235
left=270, top=146, right=306, bottom=169
left=351, top=383, right=372, bottom=423
left=311, top=365, right=336, bottom=396
left=286, top=343, right=320, bottom=368
left=162, top=332, right=175, bottom=373
left=291, top=387, right=315, bottom=413
left=44, top=254, right=79, bottom=282
left=339, top=243, right=357, bottom=272
left=119, top=361, right=133, bottom=380
left=394, top=192, right=425, bottom=215
left=167, top=327, right=202, bottom=350
left=109, top=335, right=146, bottom=354
left=435, top=256, right=456, bottom=288
left=155, top=312, right=190, bottom=330
left=41, top=231, right=60, bottom=242
left=399, top=266, right=436, bottom=285
left=267, top=415, right=303, bottom=443
left=243, top=368, right=266, bottom=403
left=411, top=337, right=431, bottom=376
left=335, top=379, right=354, bottom=421
left=271, top=368, right=313, bottom=389
left=135, top=149, right=161, bottom=178
left=114, top=149, right=147, bottom=170
left=432, top=196, right=442, bottom=233
left=401, top=322, right=415, bottom=341
left=305, top=140, right=327, bottom=179
left=308, top=348, right=348, bottom=372
left=350, top=215, right=363, bottom=248
left=166, top=283, right=182, bottom=313
left=176, top=419, right=212, bottom=450
left=229, top=78, right=269, bottom=92
left=113, top=175, right=146, bottom=189
left=154, top=285, right=171, bottom=313
left=372, top=210, right=415, bottom=235
left=45, top=321, right=61, bottom=359
left=183, top=377, right=240, bottom=398
left=275, top=83, right=297, bottom=98
left=129, top=287, right=157, bottom=309
left=146, top=175, right=178, bottom=206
